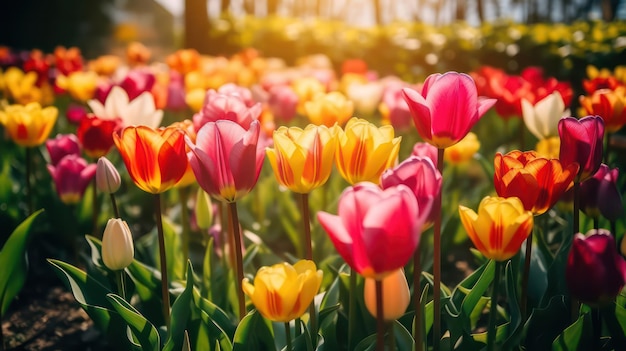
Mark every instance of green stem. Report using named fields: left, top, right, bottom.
left=413, top=244, right=423, bottom=351
left=285, top=322, right=293, bottom=351
left=228, top=202, right=246, bottom=321
left=110, top=193, right=120, bottom=219
left=116, top=270, right=127, bottom=301
left=433, top=147, right=445, bottom=351
left=592, top=308, right=601, bottom=351
left=605, top=132, right=611, bottom=165
left=25, top=147, right=33, bottom=216
left=388, top=321, right=395, bottom=351
left=179, top=186, right=191, bottom=265
left=299, top=193, right=317, bottom=343
left=92, top=179, right=99, bottom=237
left=375, top=280, right=385, bottom=351
left=295, top=317, right=302, bottom=337
left=487, top=261, right=503, bottom=351
left=155, top=193, right=171, bottom=330
left=521, top=229, right=533, bottom=320
left=348, top=269, right=356, bottom=351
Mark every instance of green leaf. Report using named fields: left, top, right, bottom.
left=392, top=320, right=414, bottom=351
left=232, top=310, right=275, bottom=351
left=524, top=295, right=571, bottom=349
left=203, top=237, right=215, bottom=300
left=552, top=310, right=592, bottom=351
left=193, top=288, right=237, bottom=339
left=182, top=330, right=191, bottom=351
left=0, top=209, right=43, bottom=314
left=163, top=262, right=195, bottom=351
left=163, top=218, right=185, bottom=282
left=353, top=334, right=376, bottom=351
left=502, top=260, right=524, bottom=349
left=107, top=293, right=161, bottom=351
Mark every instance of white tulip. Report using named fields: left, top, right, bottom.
left=88, top=86, right=163, bottom=129
left=522, top=91, right=570, bottom=140
left=102, top=218, right=134, bottom=271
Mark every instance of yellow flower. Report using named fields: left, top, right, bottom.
left=56, top=71, right=99, bottom=102
left=242, top=260, right=323, bottom=322
left=0, top=67, right=52, bottom=105
left=185, top=88, right=206, bottom=112
left=0, top=102, right=58, bottom=147
left=292, top=77, right=326, bottom=115
left=267, top=124, right=340, bottom=194
left=335, top=117, right=401, bottom=185
left=304, top=92, right=354, bottom=127
left=459, top=196, right=534, bottom=261
left=364, top=269, right=410, bottom=321
left=535, top=136, right=560, bottom=159
left=444, top=132, right=480, bottom=165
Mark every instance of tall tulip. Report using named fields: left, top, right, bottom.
left=335, top=117, right=401, bottom=185
left=580, top=164, right=623, bottom=224
left=192, top=90, right=262, bottom=131
left=88, top=86, right=164, bottom=129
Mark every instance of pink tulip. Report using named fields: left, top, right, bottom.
left=268, top=85, right=298, bottom=122
left=47, top=155, right=97, bottom=205
left=46, top=134, right=81, bottom=166
left=411, top=142, right=439, bottom=168
left=380, top=156, right=440, bottom=229
left=192, top=90, right=262, bottom=132
left=119, top=69, right=156, bottom=101
left=402, top=72, right=496, bottom=148
left=317, top=182, right=427, bottom=279
left=186, top=120, right=265, bottom=203
left=558, top=116, right=604, bottom=182
left=218, top=83, right=256, bottom=107
left=381, top=85, right=413, bottom=130
left=65, top=103, right=88, bottom=125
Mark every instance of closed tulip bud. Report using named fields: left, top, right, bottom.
left=364, top=269, right=410, bottom=321
left=195, top=187, right=213, bottom=230
left=102, top=218, right=134, bottom=270
left=96, top=157, right=121, bottom=194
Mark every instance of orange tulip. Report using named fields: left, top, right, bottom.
left=113, top=125, right=188, bottom=194
left=579, top=87, right=626, bottom=133
left=494, top=150, right=578, bottom=215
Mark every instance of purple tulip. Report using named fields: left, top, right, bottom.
left=558, top=115, right=604, bottom=182
left=47, top=155, right=97, bottom=205
left=46, top=134, right=81, bottom=166
left=580, top=164, right=624, bottom=221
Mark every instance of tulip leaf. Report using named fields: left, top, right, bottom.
left=193, top=288, right=237, bottom=339
left=524, top=295, right=570, bottom=349
left=107, top=293, right=161, bottom=351
left=288, top=320, right=314, bottom=351
left=202, top=237, right=215, bottom=300
left=0, top=209, right=43, bottom=315
left=232, top=310, right=275, bottom=351
left=392, top=320, right=414, bottom=351
left=552, top=310, right=592, bottom=351
left=163, top=217, right=185, bottom=282
left=193, top=292, right=234, bottom=351
left=601, top=302, right=626, bottom=347
left=163, top=261, right=194, bottom=351
left=353, top=334, right=376, bottom=351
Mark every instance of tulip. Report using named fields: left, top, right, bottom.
left=558, top=116, right=604, bottom=183
left=166, top=49, right=201, bottom=75
left=579, top=88, right=626, bottom=133
left=242, top=260, right=323, bottom=322
left=379, top=84, right=413, bottom=131
left=411, top=142, right=439, bottom=167
left=77, top=115, right=122, bottom=158
left=218, top=83, right=256, bottom=107
left=268, top=85, right=299, bottom=122
left=335, top=117, right=401, bottom=185
left=88, top=55, right=121, bottom=77
left=402, top=72, right=496, bottom=148
left=96, top=157, right=121, bottom=194
left=0, top=102, right=58, bottom=147
left=566, top=229, right=626, bottom=307
left=292, top=77, right=326, bottom=115
left=459, top=196, right=534, bottom=261
left=266, top=124, right=340, bottom=194
left=126, top=42, right=151, bottom=66
left=88, top=86, right=164, bottom=129
left=494, top=150, right=578, bottom=215
left=580, top=164, right=623, bottom=222
left=46, top=134, right=81, bottom=166
left=317, top=182, right=427, bottom=279
left=186, top=119, right=265, bottom=203
left=522, top=91, right=570, bottom=140
left=192, top=90, right=262, bottom=131
left=185, top=88, right=206, bottom=112
left=535, top=136, right=561, bottom=159
left=113, top=125, right=188, bottom=194
left=444, top=132, right=480, bottom=165
left=346, top=82, right=384, bottom=116
left=47, top=155, right=97, bottom=205
left=119, top=70, right=157, bottom=101
left=364, top=269, right=410, bottom=321
left=53, top=46, right=83, bottom=75
left=0, top=67, right=48, bottom=105
left=101, top=218, right=134, bottom=271
left=56, top=71, right=98, bottom=102
left=304, top=91, right=354, bottom=127
left=66, top=103, right=88, bottom=124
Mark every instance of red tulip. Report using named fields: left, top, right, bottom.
left=558, top=116, right=604, bottom=182
left=77, top=115, right=122, bottom=158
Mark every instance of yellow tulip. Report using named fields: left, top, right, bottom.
left=0, top=67, right=51, bottom=105
left=335, top=117, right=401, bottom=185
left=267, top=124, right=340, bottom=194
left=459, top=196, right=534, bottom=262
left=292, top=77, right=326, bottom=115
left=56, top=71, right=99, bottom=102
left=0, top=102, right=58, bottom=147
left=535, top=136, right=560, bottom=159
left=185, top=88, right=206, bottom=112
left=242, top=260, right=323, bottom=322
left=304, top=92, right=354, bottom=127
left=364, top=269, right=410, bottom=321
left=444, top=132, right=480, bottom=165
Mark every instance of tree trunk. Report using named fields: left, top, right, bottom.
left=456, top=0, right=466, bottom=21
left=601, top=0, right=620, bottom=21
left=184, top=0, right=211, bottom=53
left=476, top=0, right=485, bottom=23
left=373, top=0, right=383, bottom=25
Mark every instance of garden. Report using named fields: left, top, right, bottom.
left=1, top=2, right=626, bottom=350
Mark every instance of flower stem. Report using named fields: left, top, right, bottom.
left=92, top=179, right=99, bottom=237
left=299, top=193, right=317, bottom=342
left=388, top=321, right=395, bottom=351
left=25, top=147, right=33, bottom=216
left=116, top=270, right=127, bottom=301
left=179, top=186, right=191, bottom=265
left=348, top=269, right=356, bottom=351
left=375, top=280, right=385, bottom=351
left=110, top=193, right=120, bottom=219
left=571, top=181, right=580, bottom=323
left=228, top=202, right=246, bottom=321
left=285, top=322, right=293, bottom=351
left=487, top=260, right=503, bottom=351
left=413, top=245, right=423, bottom=351
left=592, top=308, right=601, bottom=350
left=433, top=147, right=445, bottom=351
left=521, top=229, right=533, bottom=320
left=155, top=193, right=171, bottom=330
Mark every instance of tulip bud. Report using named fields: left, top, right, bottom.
left=195, top=187, right=213, bottom=230
left=96, top=157, right=121, bottom=194
left=364, top=269, right=410, bottom=321
left=101, top=218, right=134, bottom=270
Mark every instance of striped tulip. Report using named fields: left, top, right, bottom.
left=0, top=102, right=58, bottom=147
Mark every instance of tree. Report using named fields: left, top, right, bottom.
left=184, top=0, right=211, bottom=53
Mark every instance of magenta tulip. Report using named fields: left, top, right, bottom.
left=580, top=164, right=623, bottom=221
left=558, top=116, right=604, bottom=182
left=317, top=182, right=427, bottom=279
left=186, top=119, right=265, bottom=203
left=380, top=156, right=440, bottom=228
left=47, top=155, right=97, bottom=205
left=411, top=142, right=439, bottom=168
left=46, top=134, right=81, bottom=166
left=402, top=72, right=496, bottom=148
left=566, top=229, right=626, bottom=307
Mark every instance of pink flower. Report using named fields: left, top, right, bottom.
left=192, top=90, right=262, bottom=132
left=186, top=120, right=265, bottom=203
left=380, top=84, right=413, bottom=131
left=411, top=142, right=439, bottom=168
left=558, top=116, right=604, bottom=182
left=402, top=72, right=496, bottom=148
left=380, top=156, right=440, bottom=229
left=218, top=83, right=255, bottom=107
left=580, top=164, right=623, bottom=221
left=46, top=134, right=81, bottom=166
left=268, top=85, right=299, bottom=122
left=47, top=155, right=97, bottom=204
left=65, top=103, right=88, bottom=125
left=317, top=182, right=427, bottom=279
left=119, top=69, right=156, bottom=101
